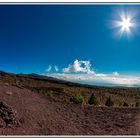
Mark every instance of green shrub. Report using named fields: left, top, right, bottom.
left=105, top=96, right=114, bottom=107
left=123, top=101, right=129, bottom=107
left=135, top=101, right=140, bottom=107
left=88, top=94, right=98, bottom=105
left=44, top=91, right=53, bottom=98
left=70, top=93, right=84, bottom=104
left=118, top=100, right=123, bottom=107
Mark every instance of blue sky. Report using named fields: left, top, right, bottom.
left=0, top=5, right=140, bottom=86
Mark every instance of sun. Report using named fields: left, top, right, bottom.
left=120, top=17, right=132, bottom=31
left=117, top=15, right=134, bottom=36
left=110, top=10, right=138, bottom=38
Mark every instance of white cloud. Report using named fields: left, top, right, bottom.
left=54, top=66, right=59, bottom=72
left=63, top=60, right=95, bottom=74
left=45, top=65, right=52, bottom=72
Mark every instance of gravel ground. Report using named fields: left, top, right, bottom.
left=0, top=84, right=139, bottom=135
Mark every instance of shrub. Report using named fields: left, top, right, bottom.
left=70, top=93, right=84, bottom=104
left=105, top=96, right=114, bottom=107
left=123, top=101, right=129, bottom=107
left=135, top=101, right=140, bottom=107
left=88, top=94, right=98, bottom=105
left=44, top=91, right=53, bottom=98
left=119, top=101, right=123, bottom=107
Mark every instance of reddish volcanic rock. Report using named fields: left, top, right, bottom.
left=0, top=101, right=20, bottom=128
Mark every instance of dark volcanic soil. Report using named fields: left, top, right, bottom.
left=0, top=84, right=139, bottom=135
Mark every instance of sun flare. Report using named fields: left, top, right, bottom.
left=111, top=10, right=138, bottom=38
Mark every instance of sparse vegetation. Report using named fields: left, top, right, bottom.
left=0, top=71, right=140, bottom=107
left=123, top=101, right=129, bottom=107
left=70, top=93, right=84, bottom=104
left=1, top=71, right=140, bottom=135
left=88, top=93, right=98, bottom=105
left=46, top=91, right=53, bottom=98
left=105, top=96, right=114, bottom=107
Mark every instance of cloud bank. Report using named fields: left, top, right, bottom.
left=47, top=73, right=140, bottom=87
left=44, top=60, right=140, bottom=87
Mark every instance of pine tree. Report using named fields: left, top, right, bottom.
left=105, top=96, right=114, bottom=107
left=135, top=100, right=140, bottom=107
left=123, top=101, right=129, bottom=107
left=88, top=94, right=98, bottom=105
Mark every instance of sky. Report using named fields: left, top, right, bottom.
left=0, top=5, right=140, bottom=87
